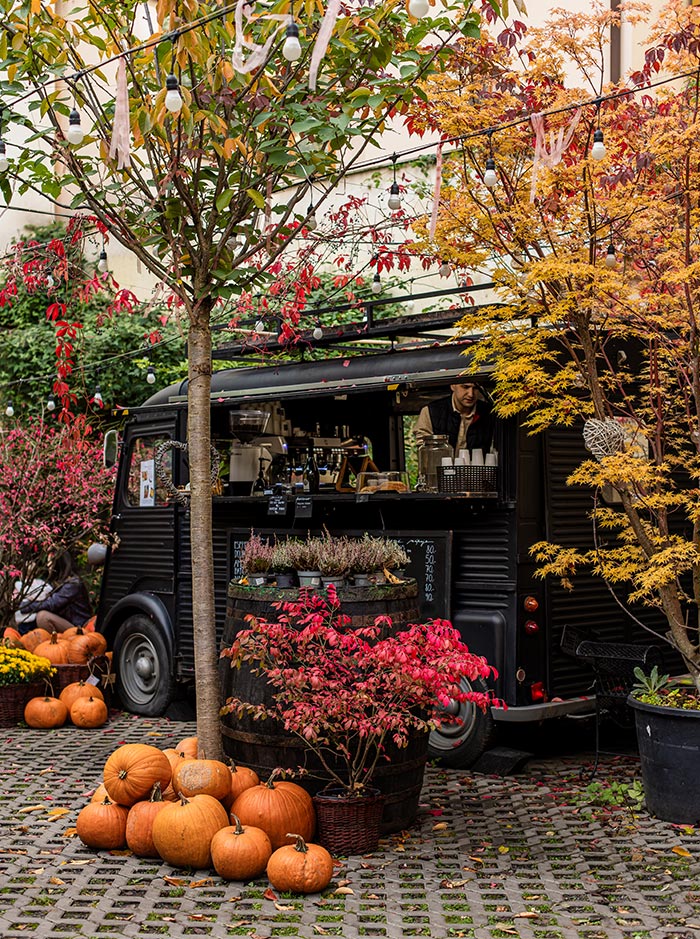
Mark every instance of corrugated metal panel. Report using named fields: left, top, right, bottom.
left=452, top=514, right=516, bottom=586
left=102, top=509, right=176, bottom=609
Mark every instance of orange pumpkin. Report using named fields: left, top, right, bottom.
left=60, top=680, right=104, bottom=715
left=90, top=783, right=111, bottom=803
left=103, top=744, right=172, bottom=807
left=33, top=632, right=69, bottom=665
left=211, top=815, right=272, bottom=881
left=231, top=777, right=315, bottom=850
left=151, top=794, right=229, bottom=869
left=266, top=834, right=333, bottom=894
left=175, top=736, right=198, bottom=759
left=66, top=628, right=108, bottom=664
left=70, top=695, right=108, bottom=728
left=221, top=761, right=260, bottom=811
left=3, top=627, right=24, bottom=645
left=76, top=798, right=129, bottom=850
left=21, top=627, right=51, bottom=652
left=172, top=758, right=232, bottom=802
left=161, top=749, right=187, bottom=801
left=125, top=783, right=169, bottom=858
left=24, top=695, right=68, bottom=729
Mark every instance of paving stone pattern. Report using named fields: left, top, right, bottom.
left=1, top=712, right=699, bottom=939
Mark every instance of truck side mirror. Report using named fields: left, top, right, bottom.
left=103, top=429, right=119, bottom=469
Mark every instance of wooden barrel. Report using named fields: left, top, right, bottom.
left=218, top=582, right=428, bottom=834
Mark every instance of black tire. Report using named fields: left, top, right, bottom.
left=428, top=676, right=497, bottom=768
left=113, top=614, right=176, bottom=716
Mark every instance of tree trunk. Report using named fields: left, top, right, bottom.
left=187, top=302, right=223, bottom=761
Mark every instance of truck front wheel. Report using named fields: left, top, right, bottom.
left=113, top=615, right=176, bottom=716
left=428, top=677, right=496, bottom=768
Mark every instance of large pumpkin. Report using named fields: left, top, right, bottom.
left=33, top=632, right=69, bottom=665
left=76, top=798, right=129, bottom=850
left=66, top=628, right=108, bottom=664
left=21, top=627, right=51, bottom=652
left=151, top=794, right=229, bottom=869
left=125, top=783, right=169, bottom=858
left=172, top=759, right=231, bottom=802
left=103, top=744, right=172, bottom=807
left=221, top=762, right=260, bottom=811
left=175, top=736, right=198, bottom=759
left=60, top=681, right=104, bottom=715
left=24, top=696, right=68, bottom=729
left=231, top=777, right=315, bottom=850
left=210, top=815, right=272, bottom=881
left=70, top=696, right=108, bottom=728
left=266, top=834, right=333, bottom=894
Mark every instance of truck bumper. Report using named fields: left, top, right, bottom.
left=491, top=696, right=596, bottom=722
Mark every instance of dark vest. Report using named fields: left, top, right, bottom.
left=428, top=397, right=493, bottom=451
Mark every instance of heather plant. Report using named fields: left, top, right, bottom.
left=221, top=586, right=496, bottom=795
left=241, top=533, right=274, bottom=575
left=0, top=416, right=115, bottom=623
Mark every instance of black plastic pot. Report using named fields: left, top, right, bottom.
left=628, top=695, right=700, bottom=824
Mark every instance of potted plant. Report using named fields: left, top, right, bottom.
left=284, top=537, right=321, bottom=588
left=270, top=541, right=297, bottom=589
left=379, top=538, right=410, bottom=579
left=347, top=534, right=387, bottom=586
left=627, top=667, right=700, bottom=824
left=220, top=586, right=495, bottom=854
left=0, top=643, right=56, bottom=726
left=316, top=534, right=350, bottom=588
left=241, top=533, right=274, bottom=586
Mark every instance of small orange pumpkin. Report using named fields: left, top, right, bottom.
left=24, top=695, right=68, bottom=729
left=221, top=761, right=260, bottom=811
left=161, top=748, right=186, bottom=801
left=151, top=793, right=229, bottom=869
left=21, top=627, right=51, bottom=652
left=34, top=631, right=69, bottom=665
left=60, top=680, right=104, bottom=715
left=66, top=628, right=108, bottom=664
left=125, top=783, right=169, bottom=858
left=70, top=695, right=108, bottom=728
left=90, top=783, right=111, bottom=803
left=3, top=627, right=24, bottom=645
left=103, top=744, right=172, bottom=807
left=172, top=758, right=232, bottom=802
left=76, top=798, right=129, bottom=850
left=266, top=834, right=333, bottom=894
left=211, top=814, right=272, bottom=881
left=175, top=736, right=198, bottom=758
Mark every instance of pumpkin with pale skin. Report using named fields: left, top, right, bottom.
left=172, top=758, right=232, bottom=802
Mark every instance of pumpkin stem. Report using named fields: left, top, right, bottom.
left=177, top=791, right=189, bottom=805
left=50, top=632, right=59, bottom=645
left=264, top=767, right=283, bottom=788
left=231, top=814, right=245, bottom=835
left=150, top=781, right=163, bottom=802
left=287, top=833, right=309, bottom=853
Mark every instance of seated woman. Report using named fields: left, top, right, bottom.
left=17, top=550, right=93, bottom=635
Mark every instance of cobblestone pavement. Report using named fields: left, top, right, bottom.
left=1, top=711, right=699, bottom=939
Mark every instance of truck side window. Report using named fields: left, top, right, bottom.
left=126, top=436, right=172, bottom=507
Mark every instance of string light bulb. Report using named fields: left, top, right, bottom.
left=46, top=393, right=56, bottom=412
left=591, top=128, right=606, bottom=161
left=146, top=365, right=156, bottom=384
left=388, top=180, right=401, bottom=211
left=372, top=271, right=382, bottom=294
left=66, top=108, right=84, bottom=145
left=97, top=249, right=108, bottom=273
left=483, top=156, right=498, bottom=188
left=164, top=74, right=183, bottom=113
left=255, top=319, right=266, bottom=334
left=605, top=243, right=617, bottom=268
left=313, top=325, right=323, bottom=341
left=439, top=259, right=451, bottom=278
left=0, top=140, right=9, bottom=174
left=5, top=401, right=14, bottom=418
left=408, top=0, right=430, bottom=17
left=306, top=204, right=318, bottom=231
left=282, top=22, right=302, bottom=61
left=93, top=385, right=103, bottom=407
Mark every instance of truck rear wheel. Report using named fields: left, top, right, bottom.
left=113, top=614, right=175, bottom=716
left=428, top=677, right=496, bottom=768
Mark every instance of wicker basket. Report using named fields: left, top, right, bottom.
left=0, top=681, right=47, bottom=727
left=438, top=464, right=497, bottom=495
left=312, top=788, right=384, bottom=856
left=50, top=655, right=113, bottom=698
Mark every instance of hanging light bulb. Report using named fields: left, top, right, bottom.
left=405, top=296, right=415, bottom=313
left=98, top=249, right=108, bottom=273
left=306, top=204, right=318, bottom=231
left=591, top=128, right=606, bottom=161
left=5, top=401, right=14, bottom=418
left=312, top=325, right=323, bottom=341
left=439, top=260, right=451, bottom=278
left=66, top=108, right=84, bottom=145
left=483, top=156, right=498, bottom=188
left=605, top=243, right=617, bottom=268
left=282, top=22, right=302, bottom=61
left=388, top=181, right=402, bottom=211
left=408, top=0, right=430, bottom=17
left=0, top=140, right=9, bottom=173
left=146, top=365, right=157, bottom=384
left=46, top=393, right=56, bottom=412
left=164, top=74, right=183, bottom=113
left=372, top=271, right=382, bottom=294
left=93, top=385, right=103, bottom=407
left=255, top=319, right=266, bottom=334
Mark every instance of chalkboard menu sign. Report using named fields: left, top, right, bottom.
left=267, top=492, right=288, bottom=516
left=384, top=531, right=452, bottom=621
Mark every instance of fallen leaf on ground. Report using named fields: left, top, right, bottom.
left=334, top=886, right=353, bottom=895
left=47, top=808, right=70, bottom=819
left=433, top=822, right=448, bottom=831
left=49, top=877, right=65, bottom=885
left=189, top=878, right=214, bottom=888
left=274, top=902, right=296, bottom=911
left=514, top=912, right=539, bottom=919
left=18, top=804, right=45, bottom=814
left=263, top=887, right=278, bottom=901
left=672, top=846, right=692, bottom=858
left=63, top=828, right=77, bottom=838
left=163, top=876, right=188, bottom=887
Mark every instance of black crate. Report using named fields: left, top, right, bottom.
left=438, top=465, right=497, bottom=494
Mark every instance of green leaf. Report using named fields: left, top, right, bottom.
left=246, top=188, right=266, bottom=209
left=215, top=189, right=235, bottom=212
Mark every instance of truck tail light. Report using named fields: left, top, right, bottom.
left=530, top=681, right=547, bottom=703
left=524, top=596, right=539, bottom=612
left=524, top=619, right=539, bottom=635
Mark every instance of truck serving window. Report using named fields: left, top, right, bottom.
left=126, top=436, right=172, bottom=507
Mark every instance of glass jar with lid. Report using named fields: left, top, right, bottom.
left=418, top=435, right=452, bottom=491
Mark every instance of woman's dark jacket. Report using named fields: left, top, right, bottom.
left=19, top=576, right=93, bottom=627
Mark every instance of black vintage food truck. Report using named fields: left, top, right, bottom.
left=95, top=315, right=662, bottom=767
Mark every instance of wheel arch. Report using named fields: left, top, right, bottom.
left=101, top=592, right=175, bottom=656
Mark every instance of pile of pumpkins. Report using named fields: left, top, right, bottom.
left=4, top=622, right=108, bottom=665
left=25, top=679, right=108, bottom=729
left=75, top=738, right=334, bottom=895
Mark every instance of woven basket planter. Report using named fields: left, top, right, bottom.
left=0, top=681, right=47, bottom=727
left=312, top=788, right=385, bottom=856
left=50, top=655, right=112, bottom=698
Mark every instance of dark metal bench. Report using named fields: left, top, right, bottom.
left=560, top=625, right=662, bottom=778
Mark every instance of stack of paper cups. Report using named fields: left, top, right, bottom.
left=485, top=452, right=498, bottom=467
left=441, top=456, right=454, bottom=466
left=470, top=448, right=484, bottom=466
left=458, top=449, right=470, bottom=464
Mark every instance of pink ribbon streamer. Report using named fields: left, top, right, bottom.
left=232, top=0, right=286, bottom=75
left=109, top=57, right=131, bottom=170
left=428, top=142, right=443, bottom=241
left=309, top=0, right=341, bottom=91
left=530, top=109, right=582, bottom=201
